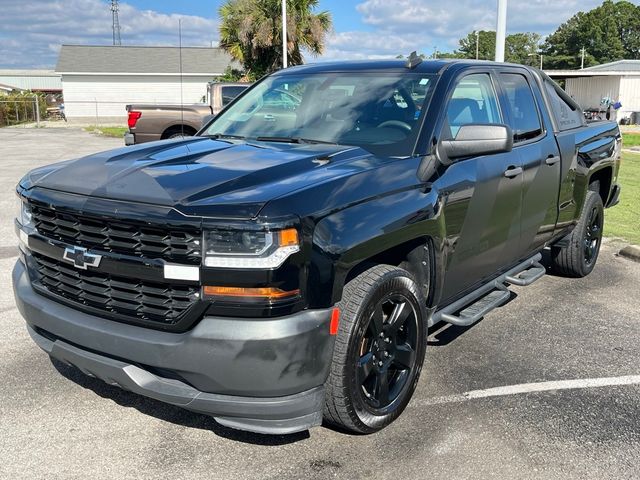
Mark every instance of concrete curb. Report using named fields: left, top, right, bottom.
left=619, top=244, right=640, bottom=263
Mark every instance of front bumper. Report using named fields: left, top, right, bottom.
left=13, top=260, right=335, bottom=434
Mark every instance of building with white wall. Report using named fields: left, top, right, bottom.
left=56, top=45, right=233, bottom=124
left=547, top=60, right=640, bottom=124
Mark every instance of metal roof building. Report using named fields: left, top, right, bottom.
left=0, top=70, right=62, bottom=93
left=547, top=60, right=640, bottom=124
left=55, top=45, right=234, bottom=124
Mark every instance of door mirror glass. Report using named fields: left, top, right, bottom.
left=441, top=124, right=513, bottom=161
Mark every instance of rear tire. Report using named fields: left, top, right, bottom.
left=550, top=190, right=604, bottom=277
left=323, top=265, right=428, bottom=434
left=163, top=126, right=196, bottom=140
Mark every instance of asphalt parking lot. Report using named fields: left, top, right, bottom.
left=1, top=128, right=639, bottom=479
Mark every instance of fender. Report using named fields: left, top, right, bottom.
left=554, top=122, right=620, bottom=234
left=310, top=184, right=447, bottom=308
left=575, top=124, right=620, bottom=213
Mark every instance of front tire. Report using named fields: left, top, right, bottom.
left=550, top=190, right=604, bottom=277
left=323, top=265, right=428, bottom=433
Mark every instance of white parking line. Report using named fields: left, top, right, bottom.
left=416, top=375, right=640, bottom=406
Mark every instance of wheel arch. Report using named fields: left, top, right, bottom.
left=161, top=124, right=198, bottom=139
left=310, top=224, right=445, bottom=310
left=588, top=165, right=613, bottom=206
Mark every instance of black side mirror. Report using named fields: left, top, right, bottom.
left=441, top=124, right=513, bottom=163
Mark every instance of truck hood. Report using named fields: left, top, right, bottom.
left=22, top=137, right=375, bottom=219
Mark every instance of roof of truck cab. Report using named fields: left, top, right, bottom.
left=275, top=59, right=531, bottom=75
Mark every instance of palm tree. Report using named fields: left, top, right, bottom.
left=219, top=0, right=332, bottom=80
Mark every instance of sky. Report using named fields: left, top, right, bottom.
left=0, top=0, right=634, bottom=69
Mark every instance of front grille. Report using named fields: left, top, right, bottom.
left=33, top=253, right=199, bottom=326
left=30, top=204, right=201, bottom=265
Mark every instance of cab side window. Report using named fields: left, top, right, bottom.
left=446, top=74, right=501, bottom=138
left=500, top=73, right=543, bottom=142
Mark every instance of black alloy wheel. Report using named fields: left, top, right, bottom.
left=583, top=204, right=603, bottom=267
left=550, top=190, right=605, bottom=278
left=323, top=264, right=428, bottom=433
left=356, top=293, right=419, bottom=412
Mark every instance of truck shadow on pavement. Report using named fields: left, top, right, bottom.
left=50, top=358, right=311, bottom=445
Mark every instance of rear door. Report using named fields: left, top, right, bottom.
left=439, top=72, right=524, bottom=301
left=496, top=69, right=561, bottom=255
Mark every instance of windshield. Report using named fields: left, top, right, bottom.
left=202, top=72, right=436, bottom=156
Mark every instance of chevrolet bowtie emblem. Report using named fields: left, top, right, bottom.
left=62, top=246, right=102, bottom=270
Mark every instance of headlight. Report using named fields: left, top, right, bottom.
left=203, top=227, right=300, bottom=269
left=16, top=196, right=32, bottom=228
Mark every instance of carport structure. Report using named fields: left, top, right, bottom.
left=547, top=60, right=640, bottom=124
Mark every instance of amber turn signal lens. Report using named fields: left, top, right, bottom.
left=278, top=228, right=299, bottom=247
left=203, top=286, right=300, bottom=300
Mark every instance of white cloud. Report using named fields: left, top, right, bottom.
left=0, top=0, right=219, bottom=68
left=322, top=31, right=422, bottom=60
left=3, top=0, right=639, bottom=68
left=323, top=0, right=638, bottom=60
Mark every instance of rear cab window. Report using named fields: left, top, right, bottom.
left=221, top=86, right=248, bottom=106
left=543, top=80, right=585, bottom=131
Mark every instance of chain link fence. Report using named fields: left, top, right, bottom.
left=0, top=98, right=132, bottom=128
left=1, top=98, right=205, bottom=128
left=0, top=97, right=44, bottom=127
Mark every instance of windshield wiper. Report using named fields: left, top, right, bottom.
left=255, top=136, right=337, bottom=145
left=205, top=133, right=246, bottom=140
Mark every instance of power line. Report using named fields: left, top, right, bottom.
left=111, top=0, right=122, bottom=46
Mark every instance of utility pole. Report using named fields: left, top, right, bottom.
left=282, top=0, right=288, bottom=69
left=528, top=52, right=543, bottom=70
left=581, top=47, right=586, bottom=69
left=475, top=31, right=480, bottom=60
left=495, top=0, right=507, bottom=62
left=110, top=0, right=122, bottom=46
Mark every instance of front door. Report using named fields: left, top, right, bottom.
left=437, top=72, right=524, bottom=302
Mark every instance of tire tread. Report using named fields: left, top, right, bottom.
left=323, top=264, right=424, bottom=433
left=551, top=190, right=604, bottom=277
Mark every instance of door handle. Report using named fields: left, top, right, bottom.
left=545, top=155, right=561, bottom=166
left=504, top=166, right=523, bottom=178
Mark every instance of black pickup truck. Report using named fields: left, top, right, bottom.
left=14, top=59, right=621, bottom=435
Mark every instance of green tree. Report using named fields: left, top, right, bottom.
left=458, top=30, right=496, bottom=60
left=219, top=0, right=332, bottom=80
left=542, top=0, right=640, bottom=69
left=457, top=30, right=541, bottom=64
left=218, top=65, right=246, bottom=82
left=506, top=32, right=542, bottom=65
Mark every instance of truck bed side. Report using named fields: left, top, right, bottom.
left=126, top=103, right=212, bottom=144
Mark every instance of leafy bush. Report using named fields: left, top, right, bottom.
left=0, top=91, right=48, bottom=127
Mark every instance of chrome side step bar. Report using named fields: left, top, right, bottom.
left=430, top=253, right=544, bottom=328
